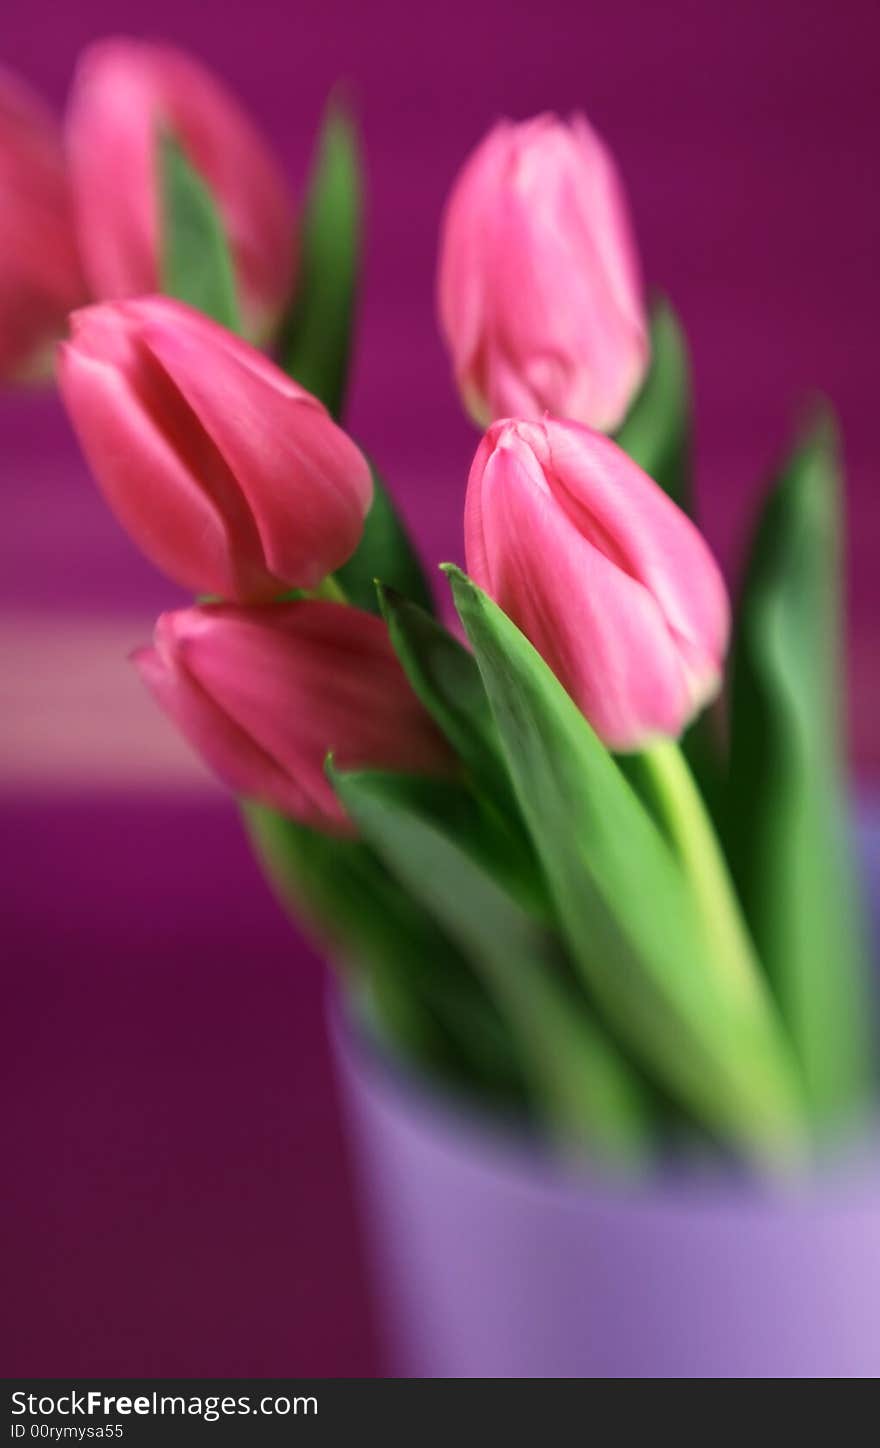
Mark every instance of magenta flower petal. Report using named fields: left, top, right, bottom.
left=465, top=417, right=729, bottom=749
left=135, top=601, right=454, bottom=833
left=438, top=113, right=649, bottom=432
left=58, top=297, right=372, bottom=601
left=0, top=66, right=86, bottom=380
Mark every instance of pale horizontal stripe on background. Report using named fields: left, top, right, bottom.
left=0, top=611, right=215, bottom=793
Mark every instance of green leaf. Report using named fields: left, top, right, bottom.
left=615, top=298, right=692, bottom=513
left=726, top=413, right=873, bottom=1129
left=377, top=583, right=508, bottom=802
left=377, top=582, right=546, bottom=914
left=243, top=802, right=523, bottom=1100
left=331, top=766, right=649, bottom=1160
left=335, top=463, right=434, bottom=614
left=159, top=133, right=240, bottom=332
left=280, top=100, right=360, bottom=418
left=446, top=566, right=807, bottom=1168
left=276, top=101, right=432, bottom=615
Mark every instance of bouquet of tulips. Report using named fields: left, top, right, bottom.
left=5, top=41, right=873, bottom=1172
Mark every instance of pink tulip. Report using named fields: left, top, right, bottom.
left=0, top=67, right=86, bottom=381
left=66, top=38, right=294, bottom=341
left=134, top=601, right=453, bottom=832
left=438, top=113, right=649, bottom=433
left=58, top=296, right=372, bottom=600
left=465, top=417, right=729, bottom=750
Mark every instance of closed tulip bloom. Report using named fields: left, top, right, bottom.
left=465, top=417, right=729, bottom=750
left=438, top=113, right=648, bottom=433
left=0, top=67, right=86, bottom=381
left=66, top=38, right=294, bottom=341
left=134, top=602, right=453, bottom=832
left=58, top=296, right=373, bottom=600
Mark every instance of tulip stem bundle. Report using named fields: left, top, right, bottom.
left=29, top=44, right=872, bottom=1173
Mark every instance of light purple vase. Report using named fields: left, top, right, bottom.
left=331, top=811, right=880, bottom=1378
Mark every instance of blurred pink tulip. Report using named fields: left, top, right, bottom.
left=66, top=38, right=295, bottom=341
left=0, top=67, right=86, bottom=381
left=465, top=417, right=729, bottom=750
left=438, top=113, right=649, bottom=432
left=134, top=601, right=453, bottom=832
left=58, top=296, right=372, bottom=600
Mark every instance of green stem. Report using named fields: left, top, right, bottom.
left=639, top=741, right=812, bottom=1169
left=311, top=573, right=348, bottom=604
left=638, top=739, right=766, bottom=1004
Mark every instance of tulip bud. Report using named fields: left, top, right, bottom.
left=0, top=67, right=86, bottom=382
left=66, top=38, right=295, bottom=342
left=58, top=296, right=373, bottom=601
left=134, top=601, right=453, bottom=832
left=465, top=417, right=729, bottom=750
left=438, top=113, right=649, bottom=433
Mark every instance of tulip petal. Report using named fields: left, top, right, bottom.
left=437, top=122, right=505, bottom=400
left=542, top=419, right=729, bottom=689
left=487, top=136, right=646, bottom=429
left=134, top=636, right=318, bottom=825
left=467, top=435, right=695, bottom=748
left=0, top=66, right=85, bottom=379
left=59, top=297, right=373, bottom=601
left=137, top=602, right=452, bottom=833
left=66, top=42, right=159, bottom=296
left=57, top=330, right=249, bottom=599
left=437, top=112, right=649, bottom=432
left=139, top=314, right=372, bottom=589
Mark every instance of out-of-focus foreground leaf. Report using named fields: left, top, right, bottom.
left=726, top=414, right=874, bottom=1130
left=243, top=802, right=524, bottom=1102
left=331, top=766, right=649, bottom=1160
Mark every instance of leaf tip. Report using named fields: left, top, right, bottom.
left=441, top=562, right=479, bottom=608
left=439, top=561, right=469, bottom=587
left=799, top=394, right=839, bottom=456
left=375, top=578, right=408, bottom=621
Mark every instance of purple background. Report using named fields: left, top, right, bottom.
left=2, top=0, right=879, bottom=1376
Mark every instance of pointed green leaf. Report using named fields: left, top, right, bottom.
left=726, top=414, right=873, bottom=1128
left=280, top=100, right=360, bottom=418
left=377, top=584, right=508, bottom=800
left=277, top=102, right=432, bottom=614
left=335, top=463, right=434, bottom=614
left=377, top=582, right=546, bottom=914
left=331, top=766, right=649, bottom=1160
left=160, top=133, right=240, bottom=331
left=446, top=565, right=806, bottom=1167
left=615, top=298, right=692, bottom=513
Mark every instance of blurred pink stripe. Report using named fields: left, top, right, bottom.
left=0, top=611, right=215, bottom=792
